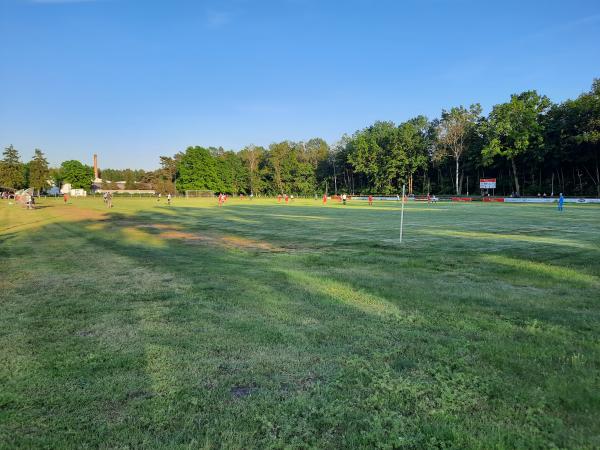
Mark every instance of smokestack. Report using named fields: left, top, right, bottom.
left=93, top=154, right=98, bottom=180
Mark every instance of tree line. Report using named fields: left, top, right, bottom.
left=2, top=78, right=598, bottom=196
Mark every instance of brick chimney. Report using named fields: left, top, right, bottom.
left=93, top=154, right=98, bottom=180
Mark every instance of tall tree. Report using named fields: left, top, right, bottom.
left=239, top=145, right=264, bottom=195
left=124, top=171, right=136, bottom=190
left=154, top=156, right=178, bottom=194
left=399, top=116, right=433, bottom=194
left=483, top=91, right=551, bottom=195
left=176, top=146, right=220, bottom=192
left=434, top=104, right=482, bottom=195
left=216, top=151, right=248, bottom=194
left=303, top=138, right=330, bottom=190
left=28, top=149, right=50, bottom=194
left=267, top=142, right=295, bottom=194
left=60, top=160, right=94, bottom=189
left=0, top=145, right=25, bottom=189
left=347, top=121, right=408, bottom=193
left=545, top=79, right=600, bottom=196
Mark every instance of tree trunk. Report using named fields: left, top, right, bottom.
left=332, top=161, right=337, bottom=194
left=455, top=158, right=460, bottom=195
left=597, top=162, right=600, bottom=198
left=511, top=158, right=520, bottom=195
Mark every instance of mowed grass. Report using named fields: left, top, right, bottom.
left=1, top=197, right=599, bottom=448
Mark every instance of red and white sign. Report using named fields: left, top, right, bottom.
left=480, top=178, right=496, bottom=189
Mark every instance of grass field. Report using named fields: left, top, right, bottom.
left=1, top=197, right=599, bottom=448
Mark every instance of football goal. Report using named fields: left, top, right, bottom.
left=185, top=190, right=214, bottom=198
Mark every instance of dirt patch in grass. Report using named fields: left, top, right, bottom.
left=75, top=330, right=95, bottom=337
left=138, top=224, right=285, bottom=252
left=137, top=223, right=184, bottom=231
left=230, top=385, right=257, bottom=398
left=126, top=389, right=154, bottom=401
left=63, top=206, right=107, bottom=222
left=220, top=235, right=279, bottom=251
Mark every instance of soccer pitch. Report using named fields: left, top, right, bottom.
left=1, top=197, right=599, bottom=448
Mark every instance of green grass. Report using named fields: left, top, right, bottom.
left=1, top=197, right=599, bottom=448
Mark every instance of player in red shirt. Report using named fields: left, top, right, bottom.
left=63, top=193, right=68, bottom=204
left=285, top=194, right=289, bottom=204
left=322, top=194, right=327, bottom=205
left=277, top=194, right=282, bottom=203
left=218, top=193, right=223, bottom=207
left=368, top=195, right=373, bottom=206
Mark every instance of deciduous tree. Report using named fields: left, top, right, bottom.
left=60, top=160, right=94, bottom=190
left=435, top=105, right=482, bottom=195
left=483, top=91, right=551, bottom=195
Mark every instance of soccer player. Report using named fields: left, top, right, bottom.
left=342, top=193, right=347, bottom=205
left=106, top=191, right=113, bottom=208
left=323, top=193, right=327, bottom=205
left=167, top=193, right=172, bottom=206
left=285, top=194, right=289, bottom=204
left=368, top=195, right=373, bottom=206
left=63, top=193, right=68, bottom=204
left=218, top=193, right=223, bottom=207
left=277, top=194, right=282, bottom=203
left=558, top=193, right=564, bottom=212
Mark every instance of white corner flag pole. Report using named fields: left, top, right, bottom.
left=400, top=184, right=406, bottom=244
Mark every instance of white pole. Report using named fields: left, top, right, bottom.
left=400, top=184, right=406, bottom=244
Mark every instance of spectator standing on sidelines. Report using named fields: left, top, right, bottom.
left=106, top=191, right=113, bottom=208
left=558, top=193, right=565, bottom=212
left=25, top=192, right=33, bottom=209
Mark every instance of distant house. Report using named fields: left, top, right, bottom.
left=92, top=179, right=155, bottom=195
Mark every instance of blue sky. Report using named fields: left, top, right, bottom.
left=1, top=0, right=599, bottom=170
